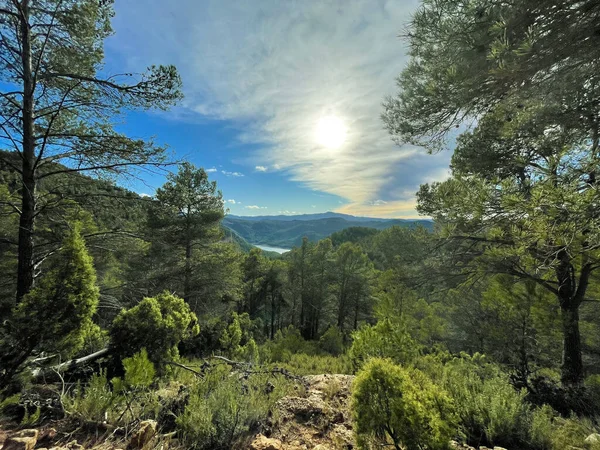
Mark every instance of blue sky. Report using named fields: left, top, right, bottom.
left=105, top=0, right=452, bottom=218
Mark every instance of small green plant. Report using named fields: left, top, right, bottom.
left=63, top=370, right=120, bottom=422
left=352, top=358, right=455, bottom=450
left=528, top=405, right=555, bottom=450
left=176, top=365, right=294, bottom=449
left=20, top=406, right=41, bottom=426
left=440, top=354, right=530, bottom=448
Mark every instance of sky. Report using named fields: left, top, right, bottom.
left=104, top=0, right=452, bottom=218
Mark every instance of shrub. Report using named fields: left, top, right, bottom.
left=528, top=405, right=556, bottom=450
left=440, top=354, right=530, bottom=448
left=319, top=326, right=345, bottom=356
left=262, top=326, right=319, bottom=362
left=109, top=292, right=199, bottom=372
left=1, top=223, right=99, bottom=384
left=276, top=353, right=352, bottom=376
left=176, top=365, right=294, bottom=449
left=349, top=319, right=419, bottom=370
left=352, top=358, right=455, bottom=450
left=63, top=370, right=119, bottom=422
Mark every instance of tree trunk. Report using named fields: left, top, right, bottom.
left=184, top=239, right=192, bottom=303
left=560, top=303, right=584, bottom=386
left=16, top=0, right=36, bottom=303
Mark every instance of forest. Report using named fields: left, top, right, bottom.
left=1, top=1, right=600, bottom=450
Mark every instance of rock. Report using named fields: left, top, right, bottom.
left=586, top=433, right=600, bottom=444
left=2, top=429, right=39, bottom=450
left=493, top=447, right=508, bottom=450
left=312, top=445, right=331, bottom=450
left=249, top=434, right=283, bottom=450
left=65, top=440, right=84, bottom=450
left=128, top=420, right=157, bottom=449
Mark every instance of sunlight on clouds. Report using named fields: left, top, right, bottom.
left=337, top=199, right=422, bottom=219
left=109, top=0, right=454, bottom=217
left=255, top=165, right=268, bottom=172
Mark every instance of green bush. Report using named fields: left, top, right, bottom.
left=319, top=326, right=345, bottom=356
left=64, top=370, right=120, bottom=422
left=262, top=326, right=319, bottom=362
left=1, top=223, right=99, bottom=384
left=352, top=358, right=455, bottom=450
left=528, top=405, right=556, bottom=450
left=110, top=292, right=199, bottom=372
left=349, top=319, right=419, bottom=370
left=440, top=354, right=530, bottom=448
left=176, top=365, right=294, bottom=449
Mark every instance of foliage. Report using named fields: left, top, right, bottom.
left=176, top=365, right=294, bottom=450
left=109, top=292, right=199, bottom=371
left=349, top=320, right=419, bottom=370
left=439, top=354, right=531, bottom=448
left=63, top=370, right=120, bottom=423
left=319, top=326, right=345, bottom=356
left=121, top=349, right=156, bottom=389
left=384, top=0, right=600, bottom=387
left=352, top=358, right=455, bottom=450
left=0, top=224, right=99, bottom=384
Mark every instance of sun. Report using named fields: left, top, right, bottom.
left=316, top=115, right=347, bottom=149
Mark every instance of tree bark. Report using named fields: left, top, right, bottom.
left=16, top=0, right=36, bottom=302
left=560, top=303, right=584, bottom=386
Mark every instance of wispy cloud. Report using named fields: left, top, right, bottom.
left=221, top=170, right=244, bottom=177
left=226, top=199, right=238, bottom=204
left=206, top=167, right=217, bottom=173
left=110, top=0, right=452, bottom=217
left=255, top=165, right=268, bottom=172
left=245, top=205, right=268, bottom=210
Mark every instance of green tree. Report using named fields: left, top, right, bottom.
left=0, top=222, right=99, bottom=383
left=109, top=292, right=199, bottom=371
left=383, top=0, right=600, bottom=386
left=0, top=0, right=182, bottom=302
left=149, top=162, right=225, bottom=305
left=352, top=358, right=454, bottom=450
left=333, top=242, right=372, bottom=332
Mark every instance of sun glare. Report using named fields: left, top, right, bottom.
left=316, top=115, right=347, bottom=149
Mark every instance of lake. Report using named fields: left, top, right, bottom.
left=253, top=244, right=291, bottom=254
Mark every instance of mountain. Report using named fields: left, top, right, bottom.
left=222, top=214, right=432, bottom=248
left=227, top=211, right=424, bottom=223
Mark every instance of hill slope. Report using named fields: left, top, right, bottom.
left=223, top=215, right=432, bottom=248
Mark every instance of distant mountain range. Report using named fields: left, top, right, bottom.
left=223, top=212, right=432, bottom=248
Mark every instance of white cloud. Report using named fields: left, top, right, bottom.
left=206, top=167, right=217, bottom=173
left=226, top=199, right=237, bottom=204
left=138, top=193, right=152, bottom=198
left=109, top=0, right=452, bottom=217
left=369, top=199, right=388, bottom=206
left=221, top=170, right=244, bottom=177
left=255, top=165, right=268, bottom=172
left=278, top=210, right=298, bottom=215
left=311, top=205, right=316, bottom=208
left=245, top=205, right=268, bottom=210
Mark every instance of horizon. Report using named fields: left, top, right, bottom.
left=103, top=0, right=452, bottom=220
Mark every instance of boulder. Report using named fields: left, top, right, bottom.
left=2, top=429, right=39, bottom=450
left=128, top=420, right=157, bottom=449
left=249, top=434, right=283, bottom=450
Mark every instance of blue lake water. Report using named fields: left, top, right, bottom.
left=253, top=244, right=291, bottom=254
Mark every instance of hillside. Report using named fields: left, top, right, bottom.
left=223, top=214, right=433, bottom=248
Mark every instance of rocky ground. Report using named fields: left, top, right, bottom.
left=1, top=374, right=510, bottom=450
